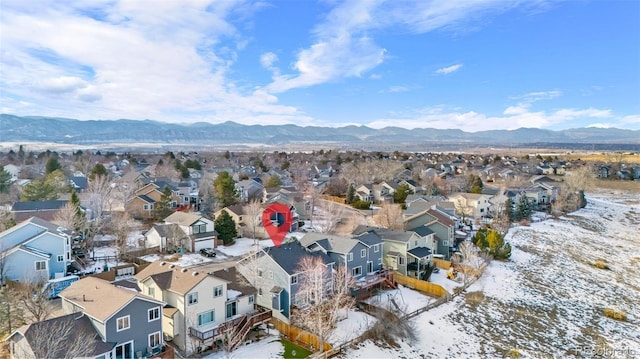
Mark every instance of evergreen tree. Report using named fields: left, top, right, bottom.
left=213, top=171, right=237, bottom=208
left=470, top=176, right=484, bottom=194
left=90, top=163, right=108, bottom=180
left=473, top=227, right=511, bottom=260
left=70, top=189, right=86, bottom=233
left=0, top=165, right=11, bottom=193
left=504, top=198, right=514, bottom=222
left=515, top=195, right=532, bottom=221
left=393, top=183, right=414, bottom=205
left=21, top=179, right=58, bottom=201
left=215, top=211, right=237, bottom=245
left=154, top=187, right=175, bottom=220
left=266, top=175, right=282, bottom=188
left=346, top=184, right=356, bottom=204
left=45, top=157, right=62, bottom=175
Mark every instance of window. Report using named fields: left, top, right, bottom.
left=373, top=244, right=379, bottom=253
left=258, top=269, right=263, bottom=277
left=148, top=307, right=160, bottom=322
left=149, top=332, right=161, bottom=348
left=248, top=295, right=254, bottom=304
left=361, top=249, right=366, bottom=258
left=347, top=253, right=353, bottom=262
left=116, top=315, right=130, bottom=331
left=351, top=266, right=362, bottom=277
left=268, top=271, right=273, bottom=279
left=57, top=255, right=64, bottom=262
left=35, top=261, right=46, bottom=271
left=214, top=285, right=223, bottom=297
left=143, top=204, right=154, bottom=210
left=291, top=276, right=298, bottom=285
left=198, top=310, right=215, bottom=326
left=480, top=208, right=484, bottom=213
left=414, top=240, right=418, bottom=246
left=148, top=287, right=155, bottom=297
left=171, top=201, right=177, bottom=208
left=193, top=224, right=206, bottom=234
left=378, top=258, right=382, bottom=265
left=399, top=257, right=405, bottom=265
left=258, top=288, right=263, bottom=296
left=66, top=252, right=70, bottom=260
left=188, top=292, right=198, bottom=305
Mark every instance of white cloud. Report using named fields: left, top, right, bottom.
left=435, top=63, right=462, bottom=75
left=266, top=0, right=536, bottom=93
left=586, top=123, right=615, bottom=129
left=366, top=101, right=618, bottom=132
left=380, top=85, right=410, bottom=93
left=0, top=0, right=308, bottom=125
left=260, top=52, right=278, bottom=70
left=512, top=90, right=562, bottom=102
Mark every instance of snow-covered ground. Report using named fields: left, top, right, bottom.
left=330, top=309, right=377, bottom=346
left=203, top=334, right=285, bottom=359
left=216, top=237, right=275, bottom=257
left=344, top=190, right=640, bottom=358
left=365, top=285, right=437, bottom=314
left=139, top=252, right=222, bottom=267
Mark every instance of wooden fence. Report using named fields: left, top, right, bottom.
left=270, top=317, right=332, bottom=353
left=393, top=272, right=449, bottom=298
left=322, top=195, right=346, bottom=204
left=432, top=258, right=452, bottom=270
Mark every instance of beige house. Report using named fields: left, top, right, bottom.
left=135, top=261, right=268, bottom=355
left=163, top=212, right=217, bottom=251
left=448, top=193, right=493, bottom=220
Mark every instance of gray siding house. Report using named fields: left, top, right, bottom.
left=0, top=217, right=72, bottom=283
left=59, top=277, right=165, bottom=358
left=299, top=232, right=383, bottom=279
left=238, top=241, right=334, bottom=324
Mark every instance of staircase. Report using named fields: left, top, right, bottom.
left=223, top=307, right=272, bottom=351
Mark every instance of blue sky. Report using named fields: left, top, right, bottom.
left=1, top=0, right=638, bottom=132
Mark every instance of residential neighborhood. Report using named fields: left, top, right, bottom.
left=0, top=147, right=637, bottom=358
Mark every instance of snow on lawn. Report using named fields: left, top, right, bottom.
left=139, top=252, right=221, bottom=267
left=429, top=267, right=463, bottom=295
left=330, top=309, right=377, bottom=346
left=203, top=335, right=285, bottom=359
left=345, top=191, right=640, bottom=358
left=365, top=285, right=437, bottom=314
left=216, top=237, right=275, bottom=257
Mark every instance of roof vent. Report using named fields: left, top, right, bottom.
left=160, top=261, right=166, bottom=266
left=192, top=271, right=199, bottom=276
left=169, top=264, right=175, bottom=269
left=181, top=268, right=188, bottom=273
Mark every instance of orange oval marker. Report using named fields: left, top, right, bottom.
left=261, top=203, right=293, bottom=247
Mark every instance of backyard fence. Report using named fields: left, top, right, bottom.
left=393, top=272, right=449, bottom=298
left=270, top=317, right=332, bottom=353
left=432, top=258, right=452, bottom=270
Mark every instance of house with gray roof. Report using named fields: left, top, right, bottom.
left=0, top=217, right=73, bottom=284
left=299, top=232, right=383, bottom=281
left=6, top=312, right=114, bottom=359
left=352, top=225, right=434, bottom=279
left=11, top=200, right=69, bottom=222
left=237, top=241, right=335, bottom=323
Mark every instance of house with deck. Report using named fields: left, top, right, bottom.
left=135, top=261, right=268, bottom=355
left=237, top=241, right=334, bottom=324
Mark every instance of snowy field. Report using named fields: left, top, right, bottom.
left=344, top=190, right=640, bottom=358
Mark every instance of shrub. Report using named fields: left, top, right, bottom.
left=352, top=200, right=371, bottom=210
left=506, top=349, right=522, bottom=358
left=593, top=260, right=610, bottom=270
left=603, top=308, right=627, bottom=321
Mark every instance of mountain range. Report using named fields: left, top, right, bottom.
left=1, top=114, right=638, bottom=148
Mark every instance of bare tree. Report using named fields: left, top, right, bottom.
left=373, top=204, right=404, bottom=230
left=236, top=249, right=264, bottom=289
left=53, top=203, right=86, bottom=235
left=19, top=276, right=53, bottom=323
left=315, top=199, right=345, bottom=234
left=22, top=314, right=100, bottom=359
left=243, top=199, right=263, bottom=241
left=453, top=241, right=488, bottom=287
left=0, top=287, right=25, bottom=336
left=453, top=196, right=474, bottom=225
left=292, top=257, right=354, bottom=352
left=111, top=211, right=133, bottom=261
left=304, top=183, right=323, bottom=228
left=84, top=174, right=113, bottom=236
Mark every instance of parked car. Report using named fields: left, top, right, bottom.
left=199, top=248, right=216, bottom=257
